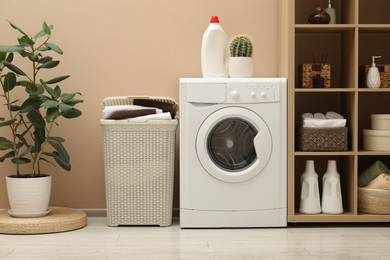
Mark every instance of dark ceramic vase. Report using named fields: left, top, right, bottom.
left=308, top=7, right=331, bottom=24
left=313, top=74, right=325, bottom=88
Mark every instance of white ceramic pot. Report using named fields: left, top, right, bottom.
left=6, top=175, right=52, bottom=218
left=228, top=57, right=253, bottom=78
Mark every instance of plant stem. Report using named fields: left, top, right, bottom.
left=32, top=121, right=54, bottom=175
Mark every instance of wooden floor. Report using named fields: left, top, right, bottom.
left=1, top=217, right=390, bottom=259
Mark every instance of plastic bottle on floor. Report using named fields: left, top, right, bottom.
left=201, top=16, right=228, bottom=78
left=299, top=160, right=321, bottom=214
left=322, top=160, right=343, bottom=214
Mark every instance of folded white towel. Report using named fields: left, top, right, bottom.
left=303, top=118, right=347, bottom=128
left=126, top=112, right=172, bottom=122
left=103, top=105, right=162, bottom=119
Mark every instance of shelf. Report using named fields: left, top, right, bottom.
left=289, top=213, right=390, bottom=223
left=295, top=24, right=356, bottom=33
left=295, top=88, right=355, bottom=92
left=358, top=151, right=390, bottom=156
left=295, top=152, right=356, bottom=156
left=359, top=25, right=390, bottom=32
left=358, top=88, right=390, bottom=92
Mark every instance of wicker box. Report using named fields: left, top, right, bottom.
left=359, top=64, right=390, bottom=88
left=298, top=63, right=331, bottom=88
left=298, top=127, right=348, bottom=152
left=100, top=96, right=178, bottom=227
left=358, top=187, right=390, bottom=214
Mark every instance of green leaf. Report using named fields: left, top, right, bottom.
left=27, top=110, right=46, bottom=128
left=0, top=118, right=16, bottom=127
left=60, top=93, right=76, bottom=101
left=0, top=52, right=6, bottom=61
left=10, top=105, right=21, bottom=111
left=8, top=21, right=27, bottom=35
left=33, top=25, right=53, bottom=40
left=38, top=56, right=52, bottom=64
left=0, top=137, right=14, bottom=150
left=11, top=157, right=31, bottom=165
left=18, top=35, right=35, bottom=47
left=0, top=45, right=24, bottom=53
left=46, top=107, right=60, bottom=122
left=18, top=146, right=33, bottom=157
left=53, top=151, right=71, bottom=171
left=37, top=60, right=60, bottom=69
left=28, top=53, right=39, bottom=62
left=40, top=79, right=56, bottom=98
left=59, top=103, right=72, bottom=113
left=0, top=151, right=15, bottom=162
left=43, top=100, right=58, bottom=109
left=33, top=84, right=45, bottom=95
left=62, top=108, right=82, bottom=119
left=1, top=61, right=26, bottom=75
left=63, top=98, right=83, bottom=106
left=17, top=80, right=38, bottom=93
left=48, top=136, right=65, bottom=142
left=48, top=139, right=70, bottom=162
left=33, top=127, right=45, bottom=144
left=6, top=53, right=14, bottom=63
left=46, top=75, right=70, bottom=84
left=33, top=130, right=42, bottom=152
left=4, top=72, right=16, bottom=92
left=20, top=98, right=42, bottom=113
left=42, top=21, right=51, bottom=35
left=46, top=43, right=63, bottom=54
left=37, top=44, right=50, bottom=52
left=54, top=86, right=61, bottom=99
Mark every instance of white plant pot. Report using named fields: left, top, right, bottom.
left=228, top=57, right=254, bottom=78
left=6, top=175, right=52, bottom=218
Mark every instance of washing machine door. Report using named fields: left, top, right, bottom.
left=196, top=107, right=272, bottom=183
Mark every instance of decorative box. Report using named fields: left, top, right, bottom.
left=363, top=129, right=390, bottom=151
left=358, top=187, right=390, bottom=214
left=298, top=63, right=331, bottom=88
left=371, top=114, right=390, bottom=130
left=298, top=127, right=348, bottom=152
left=359, top=64, right=390, bottom=88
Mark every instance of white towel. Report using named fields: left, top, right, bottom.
left=303, top=118, right=347, bottom=128
left=126, top=112, right=172, bottom=122
left=103, top=105, right=162, bottom=119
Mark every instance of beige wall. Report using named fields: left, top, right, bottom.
left=0, top=0, right=281, bottom=209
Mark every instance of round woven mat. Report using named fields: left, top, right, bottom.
left=0, top=207, right=87, bottom=235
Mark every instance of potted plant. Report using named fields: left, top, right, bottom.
left=228, top=34, right=254, bottom=78
left=0, top=21, right=83, bottom=217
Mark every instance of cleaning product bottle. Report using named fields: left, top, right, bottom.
left=321, top=160, right=343, bottom=214
left=324, top=0, right=337, bottom=24
left=201, top=16, right=228, bottom=78
left=299, top=160, right=321, bottom=214
left=367, top=56, right=382, bottom=88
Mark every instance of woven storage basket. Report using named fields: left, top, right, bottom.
left=298, top=63, right=331, bottom=88
left=100, top=96, right=178, bottom=227
left=298, top=127, right=348, bottom=152
left=358, top=188, right=390, bottom=214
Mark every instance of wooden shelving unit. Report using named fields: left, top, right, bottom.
left=285, top=0, right=390, bottom=223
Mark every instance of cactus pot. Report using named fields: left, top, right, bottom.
left=6, top=174, right=52, bottom=218
left=229, top=57, right=253, bottom=78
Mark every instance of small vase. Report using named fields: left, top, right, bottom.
left=228, top=57, right=253, bottom=78
left=313, top=74, right=325, bottom=88
left=322, top=160, right=343, bottom=214
left=308, top=7, right=331, bottom=24
left=299, top=160, right=321, bottom=214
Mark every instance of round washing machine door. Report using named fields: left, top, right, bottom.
left=196, top=107, right=272, bottom=183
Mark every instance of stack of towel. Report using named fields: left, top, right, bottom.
left=302, top=111, right=347, bottom=128
left=359, top=161, right=390, bottom=190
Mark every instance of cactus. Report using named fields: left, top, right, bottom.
left=229, top=34, right=253, bottom=57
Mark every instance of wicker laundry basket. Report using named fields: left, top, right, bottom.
left=100, top=96, right=178, bottom=227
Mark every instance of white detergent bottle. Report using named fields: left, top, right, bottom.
left=321, top=160, right=343, bottom=214
left=367, top=56, right=382, bottom=88
left=201, top=16, right=228, bottom=78
left=299, top=160, right=321, bottom=214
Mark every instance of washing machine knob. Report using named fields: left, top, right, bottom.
left=250, top=92, right=257, bottom=98
left=230, top=90, right=240, bottom=100
left=260, top=92, right=267, bottom=98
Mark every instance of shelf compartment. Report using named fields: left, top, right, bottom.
left=289, top=212, right=390, bottom=223
left=295, top=0, right=355, bottom=25
left=294, top=156, right=356, bottom=218
left=295, top=88, right=355, bottom=92
left=295, top=30, right=356, bottom=89
left=359, top=0, right=390, bottom=24
left=358, top=92, right=390, bottom=150
left=295, top=25, right=356, bottom=33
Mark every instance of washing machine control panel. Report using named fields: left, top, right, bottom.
left=226, top=82, right=280, bottom=103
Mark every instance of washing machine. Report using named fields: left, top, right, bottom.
left=179, top=78, right=287, bottom=228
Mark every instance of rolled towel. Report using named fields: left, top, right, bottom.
left=134, top=99, right=177, bottom=119
left=326, top=111, right=344, bottom=119
left=359, top=161, right=390, bottom=187
left=103, top=105, right=162, bottom=119
left=303, top=118, right=347, bottom=128
left=314, top=113, right=326, bottom=119
left=302, top=112, right=314, bottom=120
left=365, top=173, right=390, bottom=190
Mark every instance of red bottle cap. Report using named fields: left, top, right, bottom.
left=210, top=16, right=219, bottom=23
